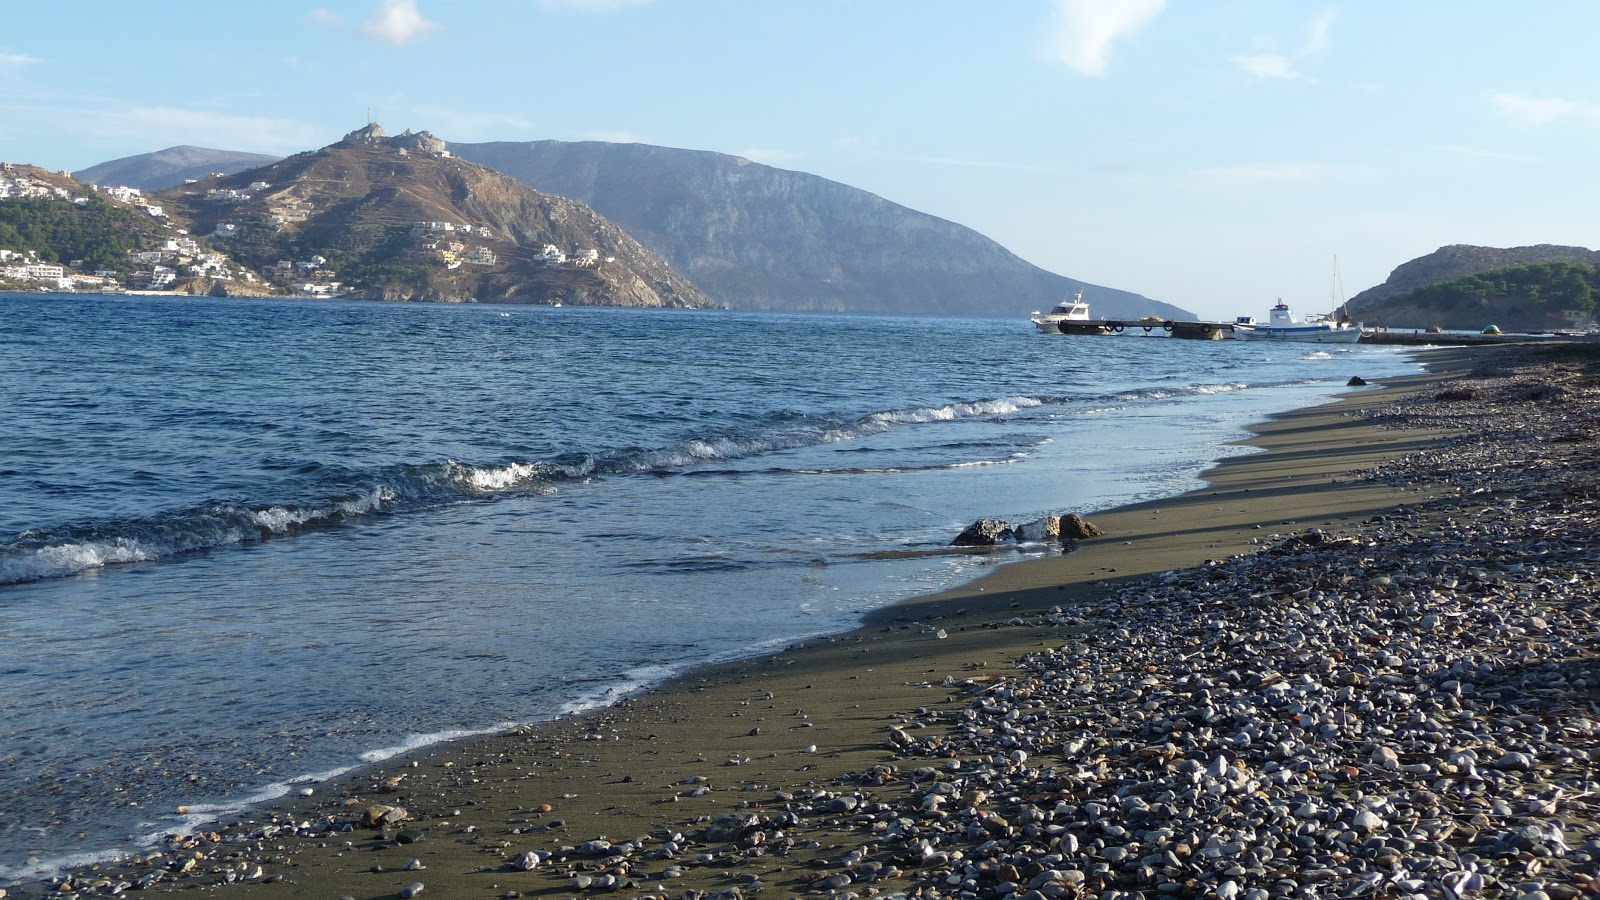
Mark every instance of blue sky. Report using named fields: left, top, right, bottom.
left=2, top=1, right=1596, bottom=320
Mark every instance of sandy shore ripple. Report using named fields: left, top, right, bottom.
left=11, top=340, right=1600, bottom=900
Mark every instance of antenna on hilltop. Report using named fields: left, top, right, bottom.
left=367, top=107, right=375, bottom=126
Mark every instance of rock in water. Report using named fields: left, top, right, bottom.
left=952, top=518, right=1013, bottom=546
left=1013, top=516, right=1061, bottom=542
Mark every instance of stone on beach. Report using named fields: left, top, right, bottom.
left=954, top=513, right=1101, bottom=545
left=22, top=343, right=1600, bottom=900
left=951, top=517, right=1013, bottom=545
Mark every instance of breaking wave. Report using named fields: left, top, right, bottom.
left=0, top=382, right=1272, bottom=586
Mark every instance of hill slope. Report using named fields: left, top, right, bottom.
left=1349, top=244, right=1600, bottom=314
left=1347, top=244, right=1600, bottom=331
left=450, top=140, right=1189, bottom=320
left=155, top=126, right=708, bottom=307
left=76, top=146, right=283, bottom=191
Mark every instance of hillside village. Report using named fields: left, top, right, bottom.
left=0, top=135, right=638, bottom=302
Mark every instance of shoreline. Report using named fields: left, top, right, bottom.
left=13, top=341, right=1598, bottom=898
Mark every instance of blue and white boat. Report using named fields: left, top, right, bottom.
left=1233, top=300, right=1362, bottom=343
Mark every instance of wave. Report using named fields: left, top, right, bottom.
left=0, top=383, right=1270, bottom=586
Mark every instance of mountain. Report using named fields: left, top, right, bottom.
left=76, top=146, right=284, bottom=191
left=449, top=140, right=1190, bottom=320
left=1347, top=244, right=1600, bottom=331
left=1349, top=244, right=1600, bottom=313
left=153, top=125, right=709, bottom=307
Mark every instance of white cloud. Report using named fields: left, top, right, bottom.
left=1490, top=92, right=1590, bottom=127
left=1047, top=0, right=1166, bottom=76
left=0, top=52, right=41, bottom=70
left=360, top=0, right=442, bottom=44
left=308, top=8, right=344, bottom=26
left=405, top=107, right=538, bottom=141
left=1189, top=162, right=1358, bottom=190
left=1302, top=9, right=1335, bottom=56
left=1230, top=54, right=1298, bottom=80
left=1230, top=9, right=1335, bottom=81
left=537, top=0, right=653, bottom=11
left=903, top=154, right=1063, bottom=174
left=73, top=105, right=322, bottom=156
left=1439, top=145, right=1532, bottom=165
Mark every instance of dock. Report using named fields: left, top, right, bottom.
left=1051, top=320, right=1585, bottom=345
left=1083, top=319, right=1249, bottom=340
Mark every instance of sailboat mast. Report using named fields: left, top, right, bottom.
left=1331, top=255, right=1345, bottom=315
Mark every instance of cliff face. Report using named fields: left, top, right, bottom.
left=1348, top=244, right=1600, bottom=313
left=155, top=128, right=709, bottom=307
left=450, top=140, right=1190, bottom=320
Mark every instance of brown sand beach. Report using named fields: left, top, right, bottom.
left=13, top=341, right=1600, bottom=900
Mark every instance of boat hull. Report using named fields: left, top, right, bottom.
left=1234, top=324, right=1362, bottom=343
left=1057, top=321, right=1112, bottom=335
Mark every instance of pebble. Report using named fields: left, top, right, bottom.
left=19, top=344, right=1600, bottom=900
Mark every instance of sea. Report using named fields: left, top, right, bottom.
left=0, top=292, right=1421, bottom=879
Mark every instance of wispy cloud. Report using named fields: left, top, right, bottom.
left=1046, top=0, right=1166, bottom=77
left=536, top=0, right=653, bottom=12
left=360, top=0, right=442, bottom=44
left=1230, top=54, right=1298, bottom=80
left=1446, top=143, right=1529, bottom=164
left=12, top=103, right=322, bottom=156
left=1490, top=92, right=1598, bottom=127
left=0, top=52, right=41, bottom=71
left=903, top=154, right=1065, bottom=174
left=1230, top=8, right=1336, bottom=81
left=308, top=9, right=344, bottom=27
left=1189, top=161, right=1365, bottom=190
left=1302, top=9, right=1335, bottom=55
left=405, top=107, right=538, bottom=141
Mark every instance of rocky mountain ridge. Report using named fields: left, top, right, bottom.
left=1348, top=243, right=1600, bottom=313
left=153, top=125, right=709, bottom=307
left=448, top=140, right=1190, bottom=320
left=76, top=146, right=283, bottom=191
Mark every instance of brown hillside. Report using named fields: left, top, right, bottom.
left=156, top=125, right=710, bottom=307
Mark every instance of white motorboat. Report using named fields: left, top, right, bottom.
left=1030, top=289, right=1110, bottom=335
left=1233, top=300, right=1362, bottom=343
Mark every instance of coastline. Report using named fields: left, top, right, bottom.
left=14, top=341, right=1598, bottom=899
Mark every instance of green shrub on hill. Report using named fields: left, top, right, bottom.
left=1388, top=261, right=1597, bottom=329
left=0, top=196, right=151, bottom=271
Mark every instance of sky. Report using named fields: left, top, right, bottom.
left=2, top=1, right=1597, bottom=321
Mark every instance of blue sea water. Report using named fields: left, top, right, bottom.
left=0, top=292, right=1420, bottom=878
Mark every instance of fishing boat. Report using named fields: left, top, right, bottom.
left=1030, top=289, right=1111, bottom=335
left=1232, top=300, right=1362, bottom=343
left=1234, top=258, right=1362, bottom=343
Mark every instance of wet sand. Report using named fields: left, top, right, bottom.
left=21, top=343, right=1583, bottom=899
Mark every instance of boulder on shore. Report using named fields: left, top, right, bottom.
left=1013, top=515, right=1061, bottom=542
left=951, top=518, right=1014, bottom=546
left=952, top=514, right=1101, bottom=545
left=1059, top=514, right=1103, bottom=540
